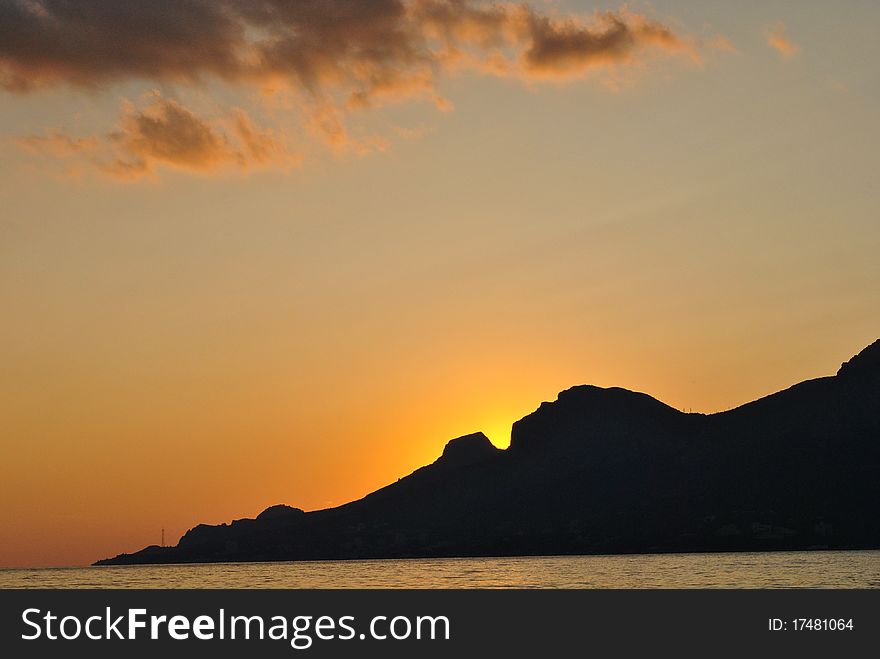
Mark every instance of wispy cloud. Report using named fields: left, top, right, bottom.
left=2, top=1, right=727, bottom=178
left=16, top=129, right=99, bottom=157
left=17, top=92, right=300, bottom=179
left=764, top=23, right=800, bottom=58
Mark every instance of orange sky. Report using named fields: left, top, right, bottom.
left=1, top=1, right=879, bottom=567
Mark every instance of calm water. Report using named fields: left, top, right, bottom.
left=2, top=551, right=879, bottom=589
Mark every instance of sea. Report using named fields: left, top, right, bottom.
left=2, top=551, right=879, bottom=588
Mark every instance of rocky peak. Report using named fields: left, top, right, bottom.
left=437, top=432, right=501, bottom=468
left=509, top=385, right=682, bottom=453
left=256, top=504, right=305, bottom=521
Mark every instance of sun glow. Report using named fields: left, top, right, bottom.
left=3, top=1, right=880, bottom=569
left=482, top=420, right=513, bottom=450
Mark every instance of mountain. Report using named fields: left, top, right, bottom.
left=95, top=339, right=880, bottom=565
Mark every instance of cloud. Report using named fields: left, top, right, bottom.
left=764, top=23, right=800, bottom=58
left=1, top=1, right=699, bottom=93
left=412, top=3, right=702, bottom=82
left=519, top=10, right=699, bottom=78
left=2, top=1, right=723, bottom=177
left=15, top=129, right=99, bottom=157
left=105, top=95, right=240, bottom=177
left=0, top=0, right=245, bottom=92
left=17, top=92, right=299, bottom=179
left=230, top=108, right=296, bottom=166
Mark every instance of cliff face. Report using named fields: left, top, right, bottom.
left=96, top=340, right=880, bottom=565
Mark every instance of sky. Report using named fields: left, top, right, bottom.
left=1, top=0, right=879, bottom=567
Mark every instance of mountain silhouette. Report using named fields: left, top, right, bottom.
left=96, top=339, right=880, bottom=565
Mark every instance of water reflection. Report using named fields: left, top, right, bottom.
left=3, top=551, right=879, bottom=589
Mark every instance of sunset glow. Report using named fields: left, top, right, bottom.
left=1, top=1, right=879, bottom=567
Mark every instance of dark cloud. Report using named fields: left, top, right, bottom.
left=0, top=0, right=244, bottom=90
left=3, top=1, right=719, bottom=177
left=521, top=11, right=696, bottom=76
left=1, top=1, right=699, bottom=93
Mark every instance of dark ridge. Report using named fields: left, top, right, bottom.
left=95, top=339, right=880, bottom=566
left=509, top=385, right=685, bottom=455
left=438, top=432, right=501, bottom=467
left=838, top=339, right=880, bottom=378
left=256, top=505, right=305, bottom=521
